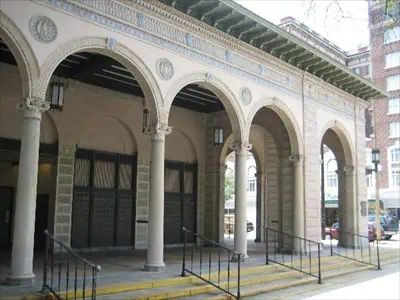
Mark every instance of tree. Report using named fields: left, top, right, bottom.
left=224, top=167, right=235, bottom=202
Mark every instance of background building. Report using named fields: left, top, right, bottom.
left=368, top=0, right=400, bottom=217
left=280, top=12, right=400, bottom=219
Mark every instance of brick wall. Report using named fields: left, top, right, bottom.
left=368, top=5, right=400, bottom=189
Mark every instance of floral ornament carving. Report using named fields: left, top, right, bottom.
left=17, top=98, right=50, bottom=120
left=144, top=123, right=172, bottom=141
left=156, top=58, right=174, bottom=81
left=59, top=145, right=77, bottom=158
left=29, top=15, right=58, bottom=43
left=240, top=87, right=252, bottom=105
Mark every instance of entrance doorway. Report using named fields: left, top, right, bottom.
left=164, top=160, right=197, bottom=244
left=34, top=195, right=49, bottom=250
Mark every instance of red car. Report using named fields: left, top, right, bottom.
left=326, top=223, right=384, bottom=242
left=325, top=223, right=339, bottom=239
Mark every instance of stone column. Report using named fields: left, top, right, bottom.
left=290, top=154, right=305, bottom=251
left=144, top=124, right=171, bottom=272
left=231, top=141, right=252, bottom=260
left=8, top=98, right=49, bottom=285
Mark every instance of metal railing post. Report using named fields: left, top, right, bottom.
left=181, top=227, right=186, bottom=277
left=377, top=239, right=381, bottom=270
left=237, top=254, right=241, bottom=299
left=317, top=243, right=322, bottom=284
left=265, top=228, right=269, bottom=265
left=42, top=230, right=49, bottom=293
left=330, top=232, right=333, bottom=256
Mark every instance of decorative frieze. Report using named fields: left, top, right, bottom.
left=40, top=0, right=361, bottom=117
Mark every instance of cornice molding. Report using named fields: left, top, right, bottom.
left=36, top=0, right=359, bottom=117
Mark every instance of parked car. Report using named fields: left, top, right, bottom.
left=247, top=221, right=254, bottom=233
left=368, top=222, right=385, bottom=242
left=325, top=223, right=339, bottom=239
left=368, top=215, right=398, bottom=240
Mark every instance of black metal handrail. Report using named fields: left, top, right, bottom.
left=42, top=230, right=101, bottom=300
left=181, top=227, right=242, bottom=299
left=265, top=227, right=322, bottom=284
left=329, top=230, right=381, bottom=269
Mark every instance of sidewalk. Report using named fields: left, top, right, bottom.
left=307, top=270, right=400, bottom=299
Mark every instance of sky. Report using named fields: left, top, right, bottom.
left=235, top=0, right=370, bottom=53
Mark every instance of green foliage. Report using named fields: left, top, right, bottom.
left=224, top=167, right=235, bottom=202
left=385, top=0, right=400, bottom=28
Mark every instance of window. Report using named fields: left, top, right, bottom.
left=392, top=147, right=400, bottom=163
left=385, top=52, right=400, bottom=69
left=389, top=121, right=400, bottom=138
left=247, top=179, right=256, bottom=192
left=388, top=98, right=400, bottom=114
left=353, top=67, right=360, bottom=74
left=384, top=26, right=400, bottom=44
left=388, top=145, right=400, bottom=187
left=386, top=75, right=400, bottom=91
left=326, top=173, right=338, bottom=188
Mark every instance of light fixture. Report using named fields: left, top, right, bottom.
left=142, top=100, right=149, bottom=133
left=371, top=148, right=380, bottom=165
left=49, top=82, right=64, bottom=111
left=214, top=126, right=224, bottom=146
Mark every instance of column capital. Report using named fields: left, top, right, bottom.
left=230, top=141, right=252, bottom=155
left=289, top=153, right=304, bottom=163
left=17, top=98, right=49, bottom=120
left=144, top=123, right=172, bottom=141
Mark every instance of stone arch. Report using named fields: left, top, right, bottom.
left=318, top=120, right=355, bottom=167
left=38, top=36, right=162, bottom=125
left=165, top=128, right=198, bottom=163
left=319, top=120, right=357, bottom=240
left=247, top=97, right=303, bottom=156
left=165, top=73, right=245, bottom=142
left=0, top=11, right=39, bottom=99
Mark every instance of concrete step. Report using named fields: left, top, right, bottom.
left=19, top=250, right=398, bottom=300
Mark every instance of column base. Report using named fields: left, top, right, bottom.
left=6, top=273, right=35, bottom=286
left=230, top=253, right=248, bottom=262
left=144, top=263, right=165, bottom=272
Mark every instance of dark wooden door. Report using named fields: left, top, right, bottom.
left=71, top=149, right=136, bottom=248
left=164, top=162, right=197, bottom=244
left=0, top=187, right=13, bottom=248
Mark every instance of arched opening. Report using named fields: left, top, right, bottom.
left=320, top=128, right=356, bottom=246
left=166, top=78, right=243, bottom=244
left=43, top=48, right=159, bottom=249
left=249, top=106, right=299, bottom=239
left=0, top=35, right=59, bottom=251
left=222, top=150, right=259, bottom=244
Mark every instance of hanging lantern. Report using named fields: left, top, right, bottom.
left=371, top=148, right=380, bottom=165
left=49, top=82, right=64, bottom=111
left=214, top=126, right=224, bottom=146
